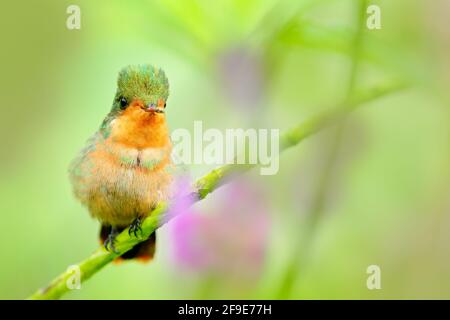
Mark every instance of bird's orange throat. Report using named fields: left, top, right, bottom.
left=109, top=105, right=170, bottom=149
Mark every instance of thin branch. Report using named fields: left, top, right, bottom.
left=277, top=0, right=369, bottom=298
left=28, top=82, right=408, bottom=300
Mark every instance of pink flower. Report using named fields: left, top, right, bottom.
left=168, top=178, right=271, bottom=280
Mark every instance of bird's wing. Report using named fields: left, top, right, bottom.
left=69, top=109, right=116, bottom=180
left=68, top=131, right=104, bottom=202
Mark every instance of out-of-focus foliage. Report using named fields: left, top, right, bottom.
left=0, top=0, right=449, bottom=299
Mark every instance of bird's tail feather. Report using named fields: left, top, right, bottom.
left=100, top=225, right=156, bottom=263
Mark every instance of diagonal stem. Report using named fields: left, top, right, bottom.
left=28, top=81, right=408, bottom=300
left=277, top=0, right=369, bottom=298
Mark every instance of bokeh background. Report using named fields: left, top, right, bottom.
left=1, top=0, right=449, bottom=299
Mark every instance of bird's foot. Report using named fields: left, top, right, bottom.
left=104, top=227, right=119, bottom=253
left=128, top=217, right=143, bottom=237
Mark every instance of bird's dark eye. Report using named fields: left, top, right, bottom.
left=164, top=102, right=167, bottom=108
left=119, top=97, right=128, bottom=109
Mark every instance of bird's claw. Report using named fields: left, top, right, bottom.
left=128, top=217, right=143, bottom=237
left=104, top=229, right=119, bottom=253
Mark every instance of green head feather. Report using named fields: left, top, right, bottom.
left=112, top=64, right=169, bottom=111
left=100, top=65, right=169, bottom=137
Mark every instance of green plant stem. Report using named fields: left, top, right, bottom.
left=277, top=0, right=369, bottom=298
left=28, top=82, right=407, bottom=300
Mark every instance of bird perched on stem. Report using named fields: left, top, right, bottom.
left=69, top=65, right=174, bottom=262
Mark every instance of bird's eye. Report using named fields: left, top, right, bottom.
left=164, top=102, right=167, bottom=108
left=119, top=97, right=128, bottom=109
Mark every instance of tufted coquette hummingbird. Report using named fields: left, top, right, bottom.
left=69, top=65, right=174, bottom=262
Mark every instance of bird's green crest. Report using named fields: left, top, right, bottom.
left=113, top=64, right=169, bottom=111
left=100, top=65, right=169, bottom=137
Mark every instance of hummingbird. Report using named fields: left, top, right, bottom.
left=69, top=65, right=174, bottom=262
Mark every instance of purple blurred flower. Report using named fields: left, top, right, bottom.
left=168, top=178, right=271, bottom=280
left=218, top=47, right=265, bottom=112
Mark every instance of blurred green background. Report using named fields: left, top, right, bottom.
left=1, top=0, right=449, bottom=299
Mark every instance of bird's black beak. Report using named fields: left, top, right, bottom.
left=142, top=103, right=165, bottom=114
